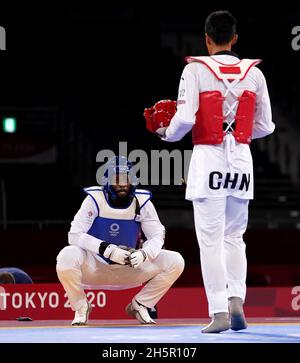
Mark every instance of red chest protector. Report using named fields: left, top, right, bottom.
left=185, top=56, right=261, bottom=145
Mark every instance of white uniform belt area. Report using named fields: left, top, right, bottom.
left=224, top=132, right=236, bottom=172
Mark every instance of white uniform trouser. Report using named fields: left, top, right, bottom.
left=56, top=246, right=184, bottom=311
left=193, top=196, right=249, bottom=316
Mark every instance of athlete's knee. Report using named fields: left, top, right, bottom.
left=224, top=232, right=245, bottom=247
left=56, top=245, right=85, bottom=269
left=169, top=251, right=185, bottom=275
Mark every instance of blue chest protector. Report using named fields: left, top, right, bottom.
left=84, top=187, right=151, bottom=263
left=88, top=216, right=140, bottom=248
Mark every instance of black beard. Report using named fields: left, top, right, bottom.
left=116, top=189, right=128, bottom=197
left=108, top=192, right=132, bottom=208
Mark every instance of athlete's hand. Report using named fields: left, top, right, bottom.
left=129, top=249, right=147, bottom=268
left=103, top=244, right=131, bottom=265
left=155, top=127, right=167, bottom=137
left=144, top=100, right=176, bottom=134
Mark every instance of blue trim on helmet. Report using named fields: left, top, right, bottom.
left=103, top=156, right=138, bottom=200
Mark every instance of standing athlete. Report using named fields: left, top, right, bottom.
left=56, top=156, right=184, bottom=326
left=145, top=10, right=275, bottom=333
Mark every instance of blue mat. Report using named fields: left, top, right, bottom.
left=1, top=324, right=300, bottom=343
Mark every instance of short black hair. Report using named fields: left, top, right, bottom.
left=205, top=10, right=236, bottom=45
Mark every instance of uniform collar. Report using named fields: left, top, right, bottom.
left=212, top=50, right=240, bottom=59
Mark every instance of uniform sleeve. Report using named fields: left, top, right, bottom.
left=68, top=196, right=103, bottom=254
left=163, top=65, right=199, bottom=142
left=252, top=69, right=275, bottom=139
left=140, top=201, right=166, bottom=260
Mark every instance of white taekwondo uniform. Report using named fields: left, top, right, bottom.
left=56, top=187, right=184, bottom=311
left=162, top=52, right=275, bottom=315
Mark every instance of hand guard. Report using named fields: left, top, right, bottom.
left=144, top=100, right=177, bottom=134
left=103, top=244, right=131, bottom=265
left=155, top=127, right=168, bottom=137
left=129, top=249, right=147, bottom=269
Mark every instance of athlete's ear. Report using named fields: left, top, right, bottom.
left=205, top=34, right=214, bottom=54
left=205, top=33, right=213, bottom=46
left=231, top=34, right=238, bottom=46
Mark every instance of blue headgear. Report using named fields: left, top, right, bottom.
left=102, top=156, right=138, bottom=200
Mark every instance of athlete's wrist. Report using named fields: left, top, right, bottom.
left=98, top=241, right=110, bottom=256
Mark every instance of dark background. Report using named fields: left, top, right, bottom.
left=1, top=3, right=300, bottom=287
